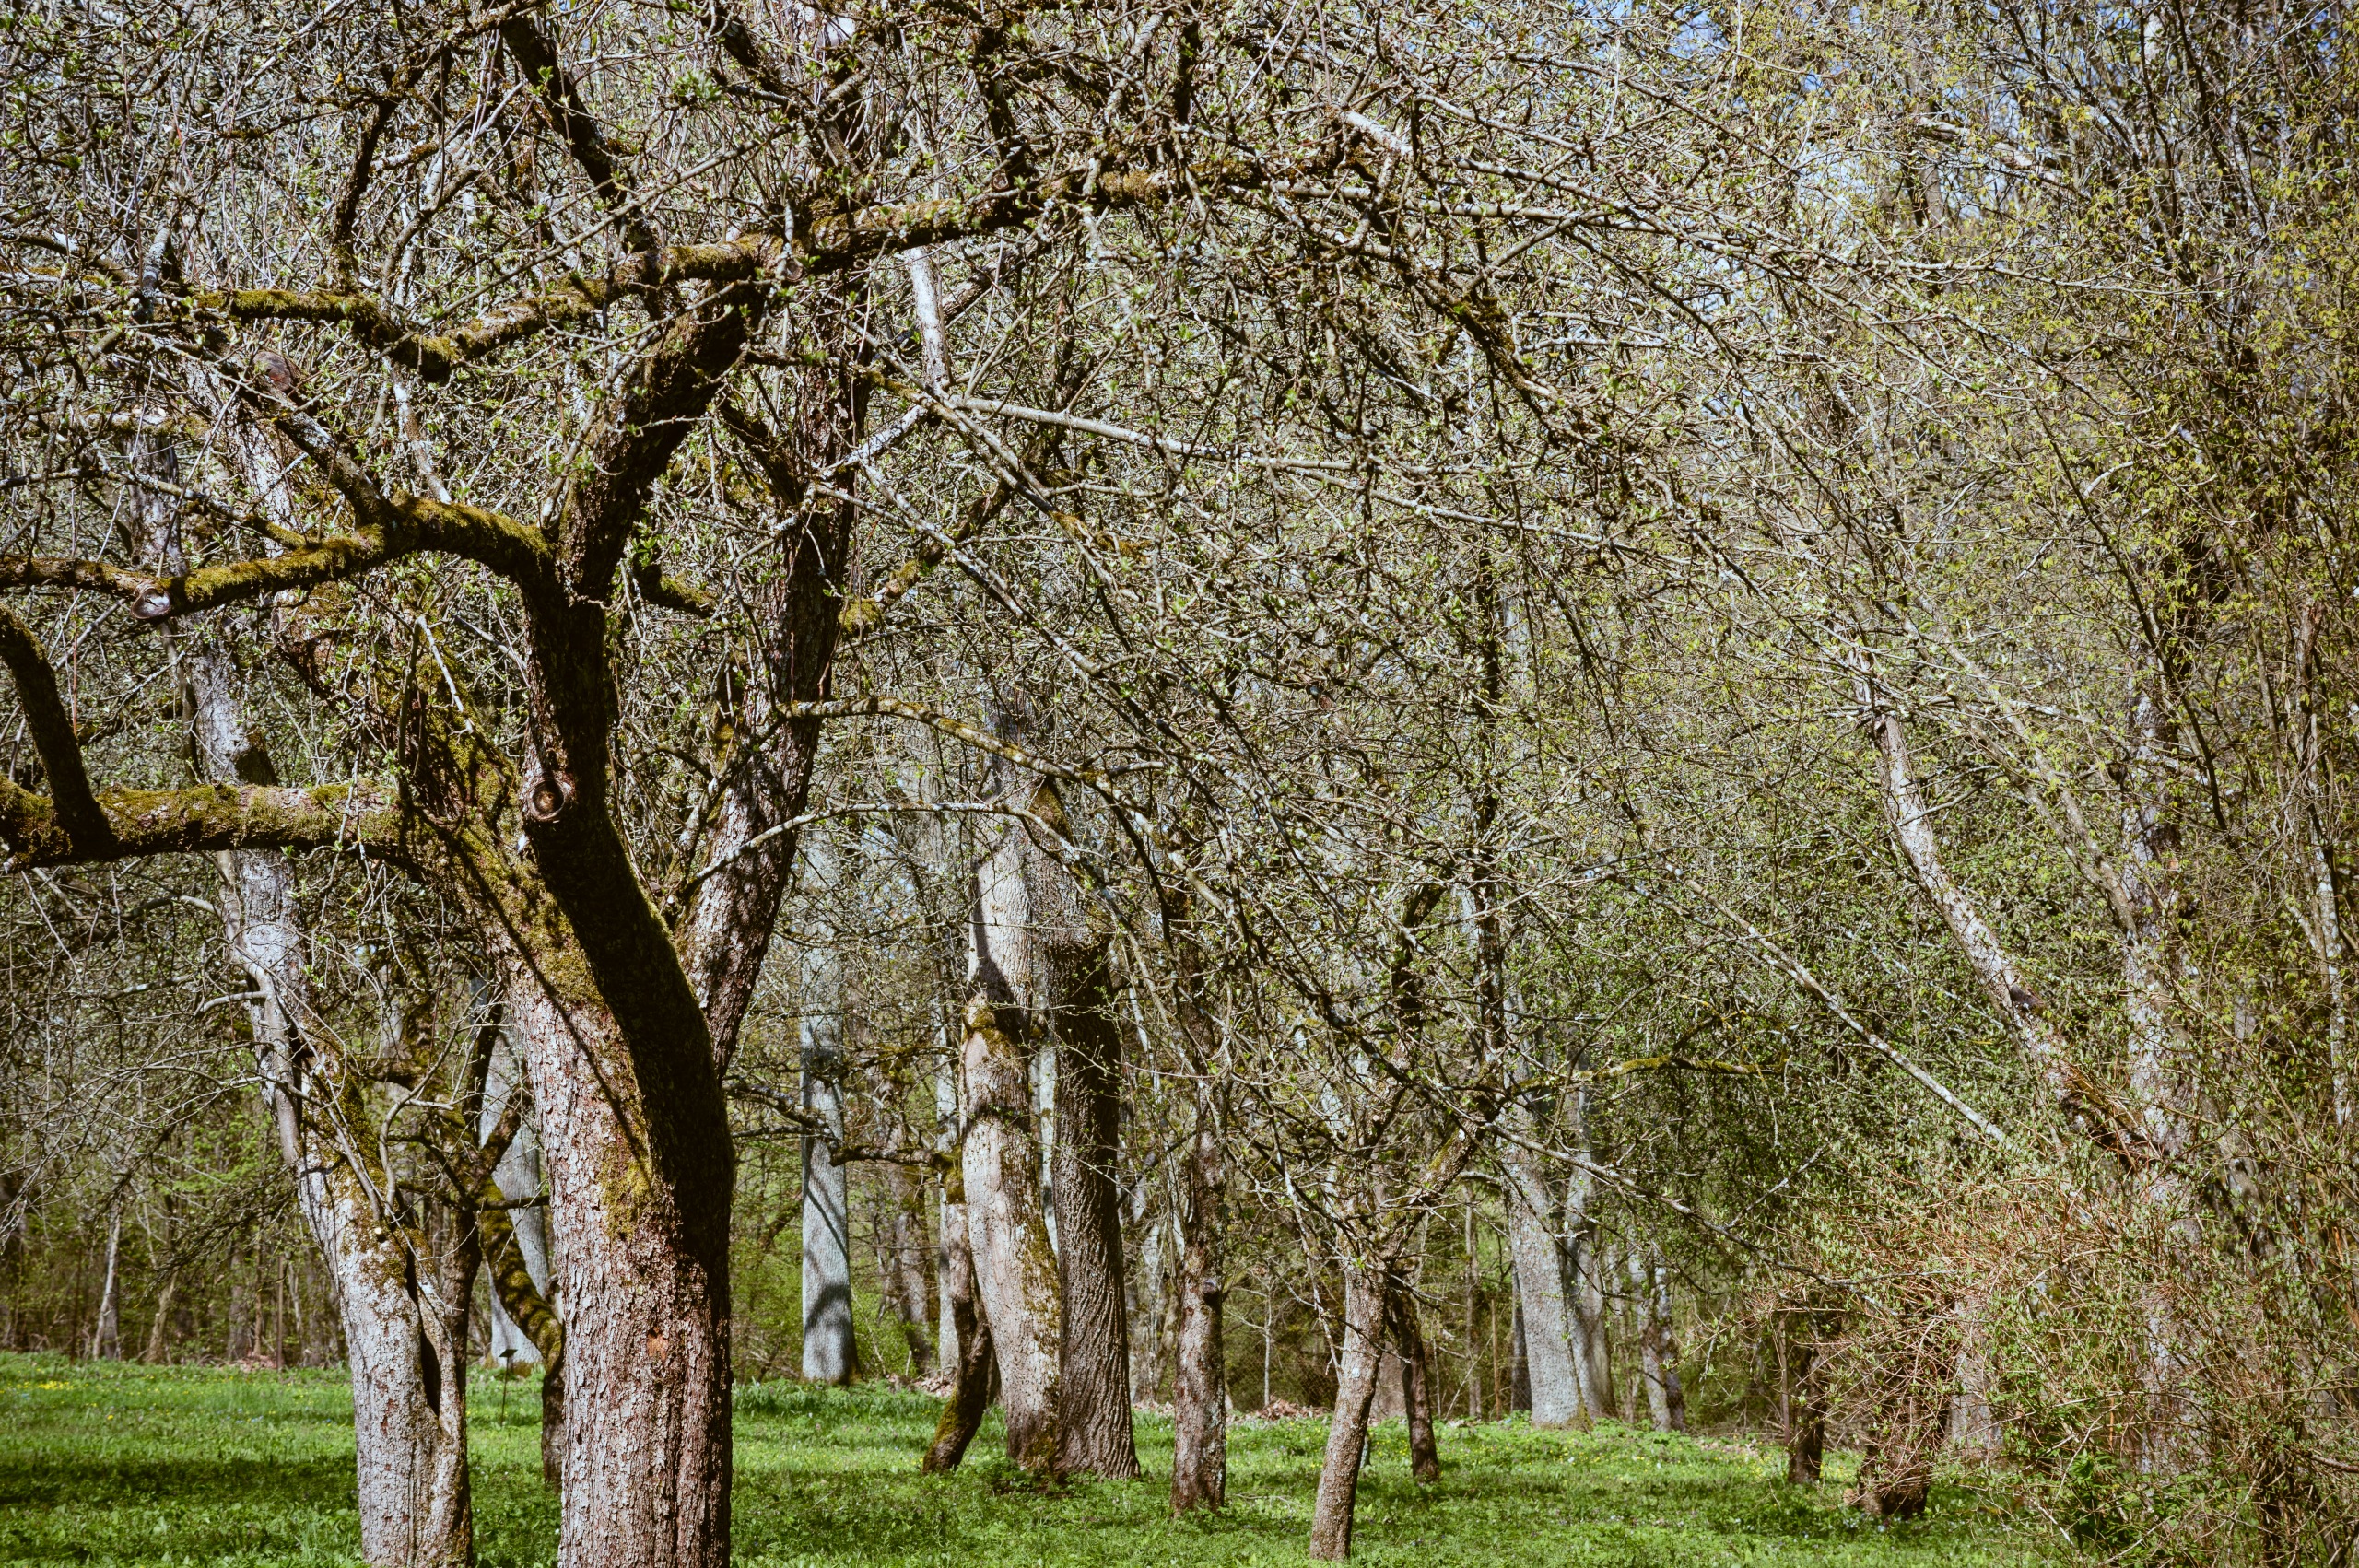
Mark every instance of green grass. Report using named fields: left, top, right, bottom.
left=0, top=1353, right=2069, bottom=1565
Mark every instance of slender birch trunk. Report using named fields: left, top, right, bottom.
left=91, top=1206, right=121, bottom=1359
left=800, top=909, right=859, bottom=1386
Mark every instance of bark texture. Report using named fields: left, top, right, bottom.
left=1502, top=1129, right=1583, bottom=1427
left=1170, top=1102, right=1228, bottom=1512
left=959, top=748, right=1066, bottom=1470
left=508, top=966, right=732, bottom=1568
left=1308, top=1262, right=1391, bottom=1560
left=1051, top=942, right=1138, bottom=1480
left=881, top=1160, right=937, bottom=1374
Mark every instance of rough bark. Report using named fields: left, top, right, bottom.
left=1308, top=1261, right=1391, bottom=1561
left=507, top=965, right=732, bottom=1568
left=1051, top=941, right=1139, bottom=1480
left=959, top=982, right=1062, bottom=1469
left=1170, top=1100, right=1228, bottom=1512
left=959, top=742, right=1066, bottom=1470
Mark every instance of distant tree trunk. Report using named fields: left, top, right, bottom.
left=1170, top=1099, right=1229, bottom=1512
left=959, top=737, right=1067, bottom=1471
left=143, top=1273, right=178, bottom=1363
left=1309, top=1260, right=1391, bottom=1560
left=1782, top=1314, right=1826, bottom=1484
left=1051, top=941, right=1138, bottom=1480
left=1501, top=1133, right=1581, bottom=1426
left=1508, top=1300, right=1532, bottom=1413
left=1566, top=1157, right=1614, bottom=1422
left=801, top=924, right=859, bottom=1386
left=91, top=1206, right=121, bottom=1359
left=1390, top=1281, right=1439, bottom=1483
left=882, top=1160, right=937, bottom=1375
left=1628, top=1246, right=1684, bottom=1433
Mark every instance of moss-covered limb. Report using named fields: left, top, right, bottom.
left=0, top=605, right=113, bottom=853
left=194, top=237, right=780, bottom=381
left=0, top=776, right=405, bottom=872
left=478, top=1175, right=563, bottom=1365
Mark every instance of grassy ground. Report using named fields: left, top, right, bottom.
left=0, top=1353, right=2069, bottom=1566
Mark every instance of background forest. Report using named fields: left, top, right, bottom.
left=2, top=0, right=2355, bottom=1563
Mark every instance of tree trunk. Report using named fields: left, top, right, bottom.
left=800, top=924, right=858, bottom=1386
left=921, top=1314, right=998, bottom=1472
left=1308, top=1260, right=1391, bottom=1561
left=135, top=417, right=473, bottom=1567
left=1390, top=1282, right=1439, bottom=1484
left=1782, top=1314, right=1826, bottom=1484
left=1170, top=1104, right=1228, bottom=1512
left=921, top=1153, right=992, bottom=1472
left=959, top=759, right=1065, bottom=1470
left=1501, top=1134, right=1581, bottom=1426
left=508, top=967, right=734, bottom=1568
left=1566, top=1160, right=1614, bottom=1422
left=1629, top=1246, right=1684, bottom=1433
left=91, top=1206, right=121, bottom=1359
left=1051, top=941, right=1138, bottom=1480
left=882, top=1160, right=936, bottom=1375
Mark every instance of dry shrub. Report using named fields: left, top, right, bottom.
left=1766, top=1167, right=2359, bottom=1563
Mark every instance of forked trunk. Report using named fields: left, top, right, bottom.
left=1051, top=942, right=1138, bottom=1480
left=1390, top=1282, right=1439, bottom=1483
left=1308, top=1260, right=1391, bottom=1560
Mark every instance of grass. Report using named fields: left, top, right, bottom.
left=0, top=1353, right=2071, bottom=1566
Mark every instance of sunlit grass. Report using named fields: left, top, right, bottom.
left=0, top=1353, right=2069, bottom=1565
